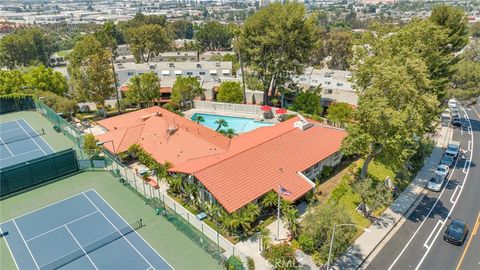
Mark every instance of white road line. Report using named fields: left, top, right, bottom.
left=12, top=220, right=40, bottom=270
left=461, top=126, right=464, bottom=135
left=81, top=192, right=155, bottom=270
left=0, top=136, right=14, bottom=157
left=64, top=225, right=99, bottom=270
left=463, top=160, right=470, bottom=174
left=87, top=189, right=175, bottom=270
left=468, top=140, right=473, bottom=152
left=25, top=211, right=99, bottom=242
left=414, top=105, right=474, bottom=270
left=14, top=120, right=47, bottom=155
left=450, top=185, right=462, bottom=204
left=21, top=119, right=55, bottom=153
left=0, top=226, right=20, bottom=270
left=423, top=220, right=444, bottom=249
left=387, top=153, right=460, bottom=270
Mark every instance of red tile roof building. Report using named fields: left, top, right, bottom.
left=96, top=107, right=347, bottom=213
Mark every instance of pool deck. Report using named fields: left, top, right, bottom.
left=184, top=108, right=279, bottom=125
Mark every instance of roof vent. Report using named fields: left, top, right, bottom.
left=154, top=111, right=162, bottom=117
left=167, top=127, right=178, bottom=135
left=294, top=115, right=313, bottom=131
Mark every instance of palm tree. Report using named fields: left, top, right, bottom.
left=193, top=115, right=205, bottom=124
left=261, top=191, right=278, bottom=211
left=222, top=214, right=240, bottom=236
left=224, top=128, right=237, bottom=138
left=214, top=118, right=228, bottom=131
left=282, top=207, right=300, bottom=238
left=243, top=203, right=260, bottom=220
left=182, top=181, right=199, bottom=207
left=167, top=174, right=182, bottom=195
left=236, top=210, right=253, bottom=234
left=259, top=226, right=271, bottom=251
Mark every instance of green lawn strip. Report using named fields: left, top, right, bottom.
left=0, top=172, right=221, bottom=270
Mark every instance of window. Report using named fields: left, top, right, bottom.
left=182, top=58, right=187, bottom=61
left=337, top=82, right=343, bottom=87
left=333, top=152, right=341, bottom=163
left=127, top=72, right=134, bottom=76
left=326, top=89, right=333, bottom=94
left=199, top=71, right=205, bottom=75
left=186, top=71, right=193, bottom=76
left=304, top=168, right=312, bottom=175
left=325, top=81, right=331, bottom=85
left=169, top=63, right=175, bottom=68
left=196, top=64, right=202, bottom=68
left=159, top=58, right=164, bottom=61
left=314, top=163, right=319, bottom=170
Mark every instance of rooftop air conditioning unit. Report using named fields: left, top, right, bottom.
left=167, top=127, right=178, bottom=135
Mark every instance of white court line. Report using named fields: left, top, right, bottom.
left=87, top=189, right=175, bottom=270
left=450, top=185, right=462, bottom=204
left=0, top=149, right=43, bottom=161
left=21, top=119, right=55, bottom=153
left=14, top=120, right=47, bottom=155
left=64, top=225, right=99, bottom=270
left=414, top=104, right=474, bottom=270
left=423, top=220, right=444, bottom=249
left=0, top=127, right=24, bottom=134
left=0, top=136, right=14, bottom=157
left=12, top=219, right=40, bottom=270
left=81, top=192, right=155, bottom=270
left=0, top=226, right=20, bottom=270
left=25, top=211, right=99, bottom=242
left=1, top=193, right=87, bottom=223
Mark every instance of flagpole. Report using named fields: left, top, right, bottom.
left=277, top=184, right=281, bottom=241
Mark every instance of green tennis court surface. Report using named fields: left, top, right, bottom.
left=0, top=172, right=221, bottom=270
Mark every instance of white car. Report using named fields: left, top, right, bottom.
left=448, top=99, right=457, bottom=108
left=427, top=174, right=445, bottom=192
left=434, top=164, right=449, bottom=178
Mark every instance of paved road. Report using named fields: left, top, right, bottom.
left=367, top=100, right=480, bottom=270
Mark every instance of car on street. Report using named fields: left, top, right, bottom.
left=440, top=154, right=455, bottom=167
left=448, top=98, right=457, bottom=108
left=444, top=219, right=469, bottom=246
left=426, top=174, right=445, bottom=192
left=434, top=164, right=449, bottom=178
left=445, top=141, right=461, bottom=158
left=451, top=110, right=459, bottom=118
left=451, top=117, right=463, bottom=127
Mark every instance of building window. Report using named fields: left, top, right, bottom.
left=326, top=89, right=333, bottom=94
left=304, top=167, right=312, bottom=175
left=127, top=72, right=134, bottom=76
left=337, top=83, right=343, bottom=87
left=333, top=152, right=341, bottom=163
left=325, top=81, right=331, bottom=85
left=199, top=71, right=205, bottom=75
left=169, top=63, right=175, bottom=68
left=196, top=64, right=202, bottom=68
left=186, top=72, right=193, bottom=76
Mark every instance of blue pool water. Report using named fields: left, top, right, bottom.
left=191, top=113, right=273, bottom=133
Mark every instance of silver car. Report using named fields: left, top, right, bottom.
left=427, top=174, right=445, bottom=192
left=434, top=164, right=449, bottom=178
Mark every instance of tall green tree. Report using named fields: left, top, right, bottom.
left=166, top=20, right=194, bottom=39
left=325, top=31, right=353, bottom=70
left=171, top=76, right=202, bottom=105
left=195, top=21, right=233, bottom=51
left=327, top=102, right=354, bottom=126
left=217, top=81, right=243, bottom=103
left=291, top=88, right=322, bottom=116
left=429, top=5, right=469, bottom=53
left=23, top=65, right=68, bottom=95
left=68, top=35, right=115, bottom=108
left=240, top=3, right=317, bottom=103
left=125, top=24, right=171, bottom=63
left=343, top=57, right=439, bottom=179
left=126, top=72, right=161, bottom=107
left=0, top=70, right=26, bottom=95
left=0, top=27, right=57, bottom=69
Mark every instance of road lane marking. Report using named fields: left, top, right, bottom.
left=455, top=211, right=480, bottom=270
left=423, top=220, right=444, bottom=249
left=468, top=141, right=472, bottom=152
left=461, top=127, right=464, bottom=135
left=450, top=185, right=462, bottom=204
left=463, top=160, right=470, bottom=174
left=414, top=104, right=474, bottom=270
left=387, top=153, right=460, bottom=270
left=471, top=104, right=480, bottom=118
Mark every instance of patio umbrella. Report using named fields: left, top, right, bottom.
left=276, top=108, right=288, bottom=114
left=260, top=105, right=272, bottom=111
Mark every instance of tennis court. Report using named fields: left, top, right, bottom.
left=0, top=189, right=173, bottom=270
left=0, top=119, right=54, bottom=169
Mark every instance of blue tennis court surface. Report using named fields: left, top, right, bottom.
left=0, top=119, right=54, bottom=169
left=0, top=190, right=173, bottom=270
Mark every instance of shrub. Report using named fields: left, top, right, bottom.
left=247, top=257, right=255, bottom=270
left=227, top=255, right=244, bottom=270
left=298, top=234, right=315, bottom=254
left=321, top=166, right=333, bottom=179
left=263, top=243, right=298, bottom=270
left=330, top=180, right=349, bottom=203
left=83, top=133, right=99, bottom=157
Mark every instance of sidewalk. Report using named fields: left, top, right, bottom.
left=334, top=125, right=453, bottom=270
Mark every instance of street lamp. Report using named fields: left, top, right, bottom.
left=326, top=223, right=370, bottom=270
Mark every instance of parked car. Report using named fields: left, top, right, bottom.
left=434, top=164, right=449, bottom=178
left=451, top=117, right=463, bottom=127
left=444, top=219, right=469, bottom=245
left=427, top=174, right=445, bottom=192
left=441, top=154, right=455, bottom=167
left=451, top=110, right=459, bottom=118
left=445, top=141, right=461, bottom=158
left=448, top=98, right=457, bottom=108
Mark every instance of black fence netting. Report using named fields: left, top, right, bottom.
left=0, top=95, right=35, bottom=114
left=0, top=149, right=79, bottom=197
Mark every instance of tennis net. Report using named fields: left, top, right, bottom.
left=39, top=219, right=143, bottom=270
left=0, top=128, right=45, bottom=145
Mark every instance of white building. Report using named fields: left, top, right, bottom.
left=293, top=67, right=357, bottom=107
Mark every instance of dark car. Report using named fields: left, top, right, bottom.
left=444, top=219, right=469, bottom=245
left=451, top=117, right=463, bottom=127
left=440, top=154, right=455, bottom=167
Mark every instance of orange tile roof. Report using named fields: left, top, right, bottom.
left=119, top=85, right=172, bottom=93
left=171, top=117, right=347, bottom=213
left=96, top=107, right=230, bottom=165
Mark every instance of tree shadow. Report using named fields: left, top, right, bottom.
left=407, top=195, right=450, bottom=223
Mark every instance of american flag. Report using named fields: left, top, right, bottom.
left=280, top=186, right=292, bottom=196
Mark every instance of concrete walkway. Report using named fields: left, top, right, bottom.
left=334, top=125, right=453, bottom=270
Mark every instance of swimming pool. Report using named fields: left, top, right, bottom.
left=191, top=113, right=273, bottom=133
